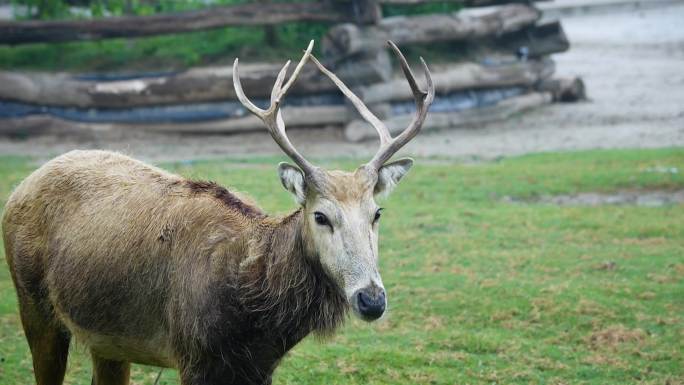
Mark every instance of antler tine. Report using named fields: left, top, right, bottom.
left=367, top=41, right=435, bottom=170
left=309, top=55, right=392, bottom=147
left=281, top=40, right=314, bottom=98
left=389, top=41, right=423, bottom=101
left=233, top=41, right=318, bottom=176
left=270, top=60, right=291, bottom=105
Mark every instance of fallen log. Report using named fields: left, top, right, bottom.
left=537, top=76, right=586, bottom=102
left=356, top=58, right=554, bottom=104
left=0, top=2, right=374, bottom=45
left=333, top=49, right=393, bottom=87
left=0, top=63, right=343, bottom=108
left=345, top=91, right=552, bottom=141
left=323, top=4, right=541, bottom=59
left=0, top=105, right=349, bottom=136
left=494, top=21, right=570, bottom=58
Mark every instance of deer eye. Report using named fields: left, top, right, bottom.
left=373, top=208, right=383, bottom=224
left=314, top=212, right=331, bottom=227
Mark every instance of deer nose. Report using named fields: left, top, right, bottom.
left=356, top=288, right=386, bottom=321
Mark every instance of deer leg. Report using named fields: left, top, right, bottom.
left=91, top=353, right=130, bottom=385
left=17, top=299, right=71, bottom=385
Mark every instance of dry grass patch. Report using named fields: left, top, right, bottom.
left=582, top=353, right=629, bottom=368
left=422, top=315, right=445, bottom=331
left=586, top=325, right=648, bottom=350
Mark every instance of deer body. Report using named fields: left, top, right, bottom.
left=3, top=41, right=434, bottom=385
left=4, top=150, right=347, bottom=384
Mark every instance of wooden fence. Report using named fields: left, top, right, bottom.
left=0, top=0, right=584, bottom=141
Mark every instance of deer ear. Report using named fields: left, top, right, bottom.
left=374, top=158, right=413, bottom=198
left=278, top=162, right=307, bottom=205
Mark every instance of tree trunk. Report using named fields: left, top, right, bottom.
left=0, top=2, right=375, bottom=45
left=322, top=4, right=541, bottom=59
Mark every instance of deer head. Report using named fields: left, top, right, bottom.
left=233, top=41, right=434, bottom=321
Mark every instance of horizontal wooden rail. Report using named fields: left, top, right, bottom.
left=323, top=4, right=541, bottom=59
left=0, top=2, right=375, bottom=45
left=0, top=63, right=342, bottom=108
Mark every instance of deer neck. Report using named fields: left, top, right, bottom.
left=240, top=209, right=348, bottom=341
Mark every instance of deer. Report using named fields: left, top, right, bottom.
left=2, top=40, right=434, bottom=385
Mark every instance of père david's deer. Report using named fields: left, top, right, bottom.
left=2, top=41, right=434, bottom=385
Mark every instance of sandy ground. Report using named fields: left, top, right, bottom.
left=1, top=2, right=683, bottom=163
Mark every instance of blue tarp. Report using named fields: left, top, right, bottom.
left=0, top=93, right=346, bottom=123
left=392, top=86, right=525, bottom=115
left=0, top=87, right=527, bottom=124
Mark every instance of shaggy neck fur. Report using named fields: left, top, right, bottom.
left=239, top=209, right=348, bottom=343
left=180, top=210, right=349, bottom=384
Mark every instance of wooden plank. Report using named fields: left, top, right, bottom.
left=322, top=4, right=541, bottom=59
left=0, top=2, right=373, bottom=45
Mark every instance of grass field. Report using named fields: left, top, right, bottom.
left=0, top=148, right=682, bottom=384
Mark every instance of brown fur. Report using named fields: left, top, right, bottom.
left=185, top=180, right=264, bottom=218
left=316, top=169, right=375, bottom=203
left=2, top=150, right=348, bottom=385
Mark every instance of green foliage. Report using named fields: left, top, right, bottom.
left=0, top=148, right=683, bottom=384
left=382, top=1, right=462, bottom=17
left=12, top=0, right=70, bottom=19
left=10, top=0, right=251, bottom=19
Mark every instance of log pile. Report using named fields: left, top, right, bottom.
left=0, top=0, right=585, bottom=140
left=321, top=1, right=582, bottom=141
left=322, top=4, right=542, bottom=59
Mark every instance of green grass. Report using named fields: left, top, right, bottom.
left=1, top=148, right=683, bottom=384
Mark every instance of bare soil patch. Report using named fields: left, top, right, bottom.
left=504, top=189, right=684, bottom=207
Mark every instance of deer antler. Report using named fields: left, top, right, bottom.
left=310, top=41, right=434, bottom=172
left=233, top=40, right=319, bottom=177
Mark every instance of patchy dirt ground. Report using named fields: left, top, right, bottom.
left=1, top=3, right=683, bottom=163
left=503, top=188, right=684, bottom=207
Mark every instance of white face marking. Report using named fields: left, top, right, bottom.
left=305, top=195, right=385, bottom=320
left=279, top=162, right=413, bottom=321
